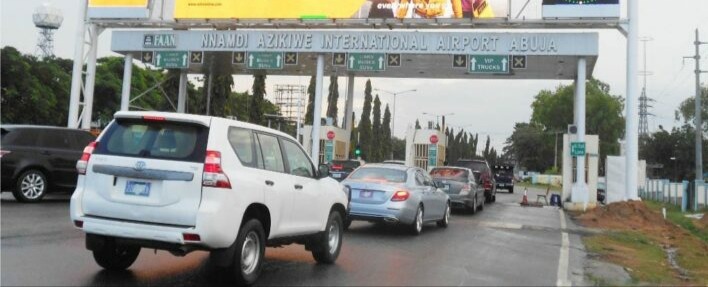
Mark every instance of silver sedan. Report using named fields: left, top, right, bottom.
left=341, top=164, right=451, bottom=235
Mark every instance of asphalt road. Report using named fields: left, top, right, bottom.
left=1, top=186, right=590, bottom=286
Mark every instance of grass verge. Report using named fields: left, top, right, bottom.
left=644, top=200, right=708, bottom=243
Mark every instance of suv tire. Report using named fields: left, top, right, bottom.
left=509, top=187, right=514, bottom=194
left=228, top=219, right=266, bottom=286
left=13, top=169, right=48, bottom=203
left=312, top=211, right=343, bottom=264
left=343, top=218, right=352, bottom=231
left=92, top=240, right=140, bottom=270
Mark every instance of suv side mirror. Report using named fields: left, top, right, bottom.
left=318, top=164, right=330, bottom=179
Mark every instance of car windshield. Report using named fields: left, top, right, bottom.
left=348, top=167, right=407, bottom=183
left=430, top=168, right=469, bottom=182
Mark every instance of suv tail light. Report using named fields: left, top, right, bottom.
left=331, top=164, right=343, bottom=171
left=484, top=179, right=492, bottom=190
left=76, top=141, right=97, bottom=175
left=391, top=190, right=410, bottom=202
left=203, top=150, right=231, bottom=188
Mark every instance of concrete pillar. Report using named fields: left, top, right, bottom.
left=344, top=75, right=355, bottom=131
left=67, top=0, right=87, bottom=128
left=80, top=24, right=99, bottom=130
left=572, top=57, right=588, bottom=206
left=311, top=54, right=325, bottom=161
left=625, top=0, right=640, bottom=200
left=177, top=70, right=188, bottom=113
left=120, top=54, right=133, bottom=111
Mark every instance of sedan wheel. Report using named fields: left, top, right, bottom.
left=437, top=203, right=450, bottom=228
left=410, top=206, right=423, bottom=235
left=13, top=169, right=48, bottom=203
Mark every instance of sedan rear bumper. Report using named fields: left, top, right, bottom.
left=348, top=201, right=418, bottom=225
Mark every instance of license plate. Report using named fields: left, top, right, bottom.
left=125, top=181, right=151, bottom=197
left=442, top=184, right=451, bottom=192
left=332, top=173, right=342, bottom=178
left=360, top=190, right=373, bottom=198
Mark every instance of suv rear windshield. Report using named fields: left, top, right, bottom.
left=95, top=119, right=208, bottom=162
left=430, top=168, right=469, bottom=182
left=348, top=167, right=407, bottom=183
left=454, top=160, right=488, bottom=172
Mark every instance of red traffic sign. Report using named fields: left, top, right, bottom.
left=327, top=131, right=335, bottom=140
left=430, top=135, right=439, bottom=144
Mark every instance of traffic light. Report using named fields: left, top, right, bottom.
left=354, top=144, right=362, bottom=157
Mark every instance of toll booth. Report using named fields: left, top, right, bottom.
left=562, top=134, right=599, bottom=209
left=404, top=127, right=447, bottom=171
left=302, top=125, right=350, bottom=165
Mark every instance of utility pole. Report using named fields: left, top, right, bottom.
left=639, top=37, right=654, bottom=136
left=684, top=29, right=708, bottom=181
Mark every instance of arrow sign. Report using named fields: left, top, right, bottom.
left=232, top=52, right=245, bottom=64
left=141, top=51, right=154, bottom=64
left=468, top=55, right=510, bottom=74
left=247, top=52, right=284, bottom=70
left=154, top=51, right=188, bottom=69
left=347, top=53, right=386, bottom=72
left=452, top=54, right=467, bottom=68
left=333, top=53, right=346, bottom=66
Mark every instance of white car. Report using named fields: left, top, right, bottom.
left=70, top=111, right=348, bottom=285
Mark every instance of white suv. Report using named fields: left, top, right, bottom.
left=70, top=111, right=348, bottom=285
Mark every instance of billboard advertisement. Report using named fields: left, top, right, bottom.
left=173, top=0, right=508, bottom=20
left=88, top=0, right=150, bottom=18
left=542, top=0, right=620, bottom=19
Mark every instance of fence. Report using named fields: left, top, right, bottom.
left=641, top=179, right=708, bottom=211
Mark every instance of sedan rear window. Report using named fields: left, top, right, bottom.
left=348, top=167, right=407, bottom=183
left=95, top=119, right=208, bottom=162
left=430, top=168, right=469, bottom=182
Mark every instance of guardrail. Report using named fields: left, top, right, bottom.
left=641, top=179, right=708, bottom=212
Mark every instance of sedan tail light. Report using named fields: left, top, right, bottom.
left=76, top=141, right=97, bottom=175
left=460, top=184, right=471, bottom=195
left=0, top=150, right=10, bottom=158
left=203, top=150, right=231, bottom=188
left=391, top=190, right=410, bottom=202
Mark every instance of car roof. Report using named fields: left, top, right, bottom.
left=0, top=125, right=91, bottom=133
left=113, top=111, right=294, bottom=141
left=431, top=166, right=472, bottom=171
left=361, top=163, right=413, bottom=172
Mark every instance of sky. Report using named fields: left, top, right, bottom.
left=2, top=0, right=708, bottom=154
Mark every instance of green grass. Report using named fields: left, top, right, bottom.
left=584, top=231, right=677, bottom=285
left=644, top=200, right=708, bottom=243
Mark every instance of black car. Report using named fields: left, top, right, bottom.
left=328, top=159, right=362, bottom=182
left=493, top=165, right=515, bottom=193
left=1, top=125, right=95, bottom=202
left=453, top=159, right=497, bottom=203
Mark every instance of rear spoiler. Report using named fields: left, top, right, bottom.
left=114, top=112, right=211, bottom=127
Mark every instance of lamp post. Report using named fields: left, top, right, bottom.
left=375, top=88, right=416, bottom=160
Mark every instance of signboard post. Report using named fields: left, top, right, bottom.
left=247, top=52, right=284, bottom=70
left=155, top=51, right=188, bottom=69
left=571, top=142, right=586, bottom=157
left=324, top=140, right=334, bottom=163
left=428, top=144, right=438, bottom=168
left=347, top=53, right=386, bottom=72
left=469, top=55, right=509, bottom=74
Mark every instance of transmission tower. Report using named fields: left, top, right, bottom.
left=638, top=37, right=655, bottom=136
left=33, top=3, right=63, bottom=58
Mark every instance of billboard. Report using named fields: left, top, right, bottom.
left=88, top=0, right=150, bottom=18
left=542, top=0, right=620, bottom=19
left=173, top=0, right=508, bottom=19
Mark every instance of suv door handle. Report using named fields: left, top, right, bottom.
left=294, top=184, right=303, bottom=190
left=265, top=180, right=275, bottom=186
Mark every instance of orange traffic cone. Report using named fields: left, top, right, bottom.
left=520, top=187, right=529, bottom=206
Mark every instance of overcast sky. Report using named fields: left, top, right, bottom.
left=2, top=0, right=707, bottom=153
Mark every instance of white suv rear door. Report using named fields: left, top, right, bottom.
left=279, top=138, right=323, bottom=233
left=82, top=118, right=208, bottom=227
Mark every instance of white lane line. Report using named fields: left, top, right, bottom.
left=557, top=211, right=571, bottom=287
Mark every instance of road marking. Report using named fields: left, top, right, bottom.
left=557, top=210, right=571, bottom=287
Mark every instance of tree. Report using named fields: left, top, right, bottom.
left=530, top=78, right=625, bottom=168
left=326, top=76, right=339, bottom=127
left=382, top=105, right=392, bottom=160
left=372, top=95, right=382, bottom=162
left=350, top=112, right=358, bottom=158
left=675, top=85, right=708, bottom=132
left=305, top=76, right=316, bottom=125
left=483, top=136, right=491, bottom=160
left=503, top=122, right=554, bottom=172
left=358, top=80, right=374, bottom=160
left=640, top=124, right=705, bottom=180
left=249, top=74, right=266, bottom=125
left=204, top=54, right=234, bottom=117
left=392, top=137, right=406, bottom=160
left=415, top=119, right=421, bottom=129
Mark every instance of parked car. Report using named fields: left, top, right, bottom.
left=70, top=111, right=348, bottom=285
left=493, top=164, right=515, bottom=193
left=341, top=164, right=450, bottom=235
left=453, top=159, right=497, bottom=203
left=328, top=159, right=362, bottom=182
left=429, top=166, right=485, bottom=214
left=1, top=125, right=95, bottom=202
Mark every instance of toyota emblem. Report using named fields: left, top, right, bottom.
left=134, top=161, right=146, bottom=171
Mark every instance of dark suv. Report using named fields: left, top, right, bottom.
left=453, top=159, right=497, bottom=203
left=493, top=165, right=515, bottom=193
left=1, top=125, right=95, bottom=202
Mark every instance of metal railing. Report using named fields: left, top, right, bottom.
left=641, top=179, right=708, bottom=212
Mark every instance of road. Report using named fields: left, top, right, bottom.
left=1, top=186, right=590, bottom=286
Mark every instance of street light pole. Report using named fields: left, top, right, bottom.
left=374, top=88, right=417, bottom=159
